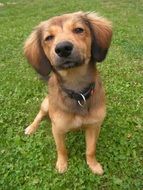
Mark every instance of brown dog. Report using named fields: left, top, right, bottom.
left=24, top=12, right=112, bottom=175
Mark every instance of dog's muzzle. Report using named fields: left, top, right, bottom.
left=54, top=41, right=83, bottom=70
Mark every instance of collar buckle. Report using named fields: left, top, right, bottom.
left=77, top=93, right=86, bottom=107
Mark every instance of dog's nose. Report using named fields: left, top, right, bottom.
left=55, top=41, right=73, bottom=57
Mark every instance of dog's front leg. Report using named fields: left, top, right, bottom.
left=25, top=96, right=49, bottom=135
left=52, top=125, right=68, bottom=173
left=85, top=124, right=104, bottom=175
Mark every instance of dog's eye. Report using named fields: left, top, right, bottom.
left=45, top=35, right=54, bottom=41
left=73, top=27, right=84, bottom=34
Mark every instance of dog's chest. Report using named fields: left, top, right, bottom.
left=69, top=114, right=102, bottom=129
left=72, top=116, right=83, bottom=128
left=50, top=109, right=102, bottom=131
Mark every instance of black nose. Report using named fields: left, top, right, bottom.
left=55, top=41, right=73, bottom=57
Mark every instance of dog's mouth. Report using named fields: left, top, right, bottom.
left=56, top=60, right=83, bottom=70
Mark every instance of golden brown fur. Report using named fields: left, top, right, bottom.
left=24, top=12, right=112, bottom=175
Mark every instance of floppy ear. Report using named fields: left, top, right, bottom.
left=24, top=26, right=51, bottom=79
left=86, top=12, right=112, bottom=62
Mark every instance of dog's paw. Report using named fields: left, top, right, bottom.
left=25, top=124, right=37, bottom=135
left=56, top=159, right=68, bottom=173
left=88, top=162, right=104, bottom=175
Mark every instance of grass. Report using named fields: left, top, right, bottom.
left=0, top=0, right=143, bottom=189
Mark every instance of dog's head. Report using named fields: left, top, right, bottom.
left=24, top=12, right=112, bottom=78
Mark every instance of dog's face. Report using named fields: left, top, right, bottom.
left=24, top=12, right=112, bottom=77
left=42, top=13, right=92, bottom=70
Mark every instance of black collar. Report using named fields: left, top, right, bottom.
left=62, top=82, right=95, bottom=106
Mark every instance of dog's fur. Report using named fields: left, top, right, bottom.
left=24, top=12, right=112, bottom=175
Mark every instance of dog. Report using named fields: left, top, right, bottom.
left=24, top=11, right=112, bottom=175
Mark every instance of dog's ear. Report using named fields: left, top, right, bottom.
left=86, top=12, right=112, bottom=62
left=24, top=26, right=51, bottom=78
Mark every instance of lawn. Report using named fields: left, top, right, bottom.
left=0, top=0, right=143, bottom=189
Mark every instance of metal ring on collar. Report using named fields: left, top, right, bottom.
left=77, top=93, right=86, bottom=107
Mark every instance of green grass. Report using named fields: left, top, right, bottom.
left=0, top=0, right=143, bottom=189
